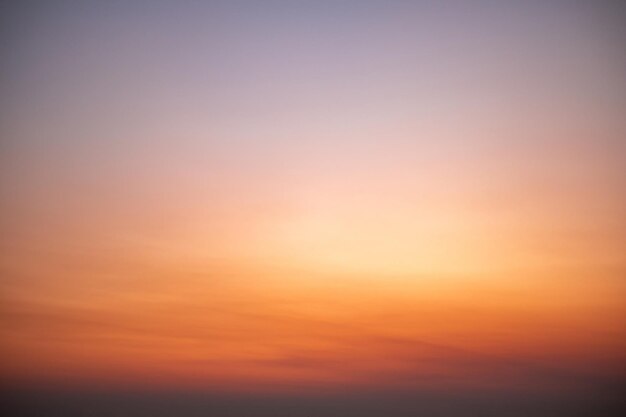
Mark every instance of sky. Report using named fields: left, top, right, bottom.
left=1, top=1, right=625, bottom=415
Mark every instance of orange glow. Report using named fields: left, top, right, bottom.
left=1, top=0, right=624, bottom=402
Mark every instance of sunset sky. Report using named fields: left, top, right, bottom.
left=1, top=1, right=625, bottom=415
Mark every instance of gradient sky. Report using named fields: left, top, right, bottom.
left=1, top=0, right=625, bottom=409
